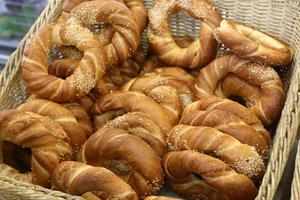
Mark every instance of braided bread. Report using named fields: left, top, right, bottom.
left=121, top=71, right=194, bottom=124
left=91, top=91, right=172, bottom=132
left=17, top=99, right=86, bottom=152
left=72, top=0, right=140, bottom=66
left=168, top=125, right=265, bottom=183
left=0, top=111, right=71, bottom=187
left=148, top=0, right=222, bottom=68
left=21, top=16, right=106, bottom=102
left=183, top=96, right=271, bottom=144
left=195, top=53, right=285, bottom=126
left=78, top=127, right=164, bottom=197
left=214, top=19, right=292, bottom=65
left=62, top=102, right=93, bottom=137
left=163, top=151, right=257, bottom=200
left=103, top=112, right=167, bottom=157
left=51, top=161, right=138, bottom=199
left=180, top=109, right=269, bottom=157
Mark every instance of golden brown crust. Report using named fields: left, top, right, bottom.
left=103, top=112, right=167, bottom=157
left=72, top=0, right=140, bottom=66
left=91, top=91, right=172, bottom=133
left=194, top=53, right=285, bottom=126
left=148, top=0, right=222, bottom=68
left=183, top=96, right=271, bottom=145
left=121, top=72, right=194, bottom=124
left=17, top=99, right=86, bottom=153
left=214, top=19, right=293, bottom=65
left=21, top=16, right=106, bottom=102
left=168, top=125, right=265, bottom=183
left=51, top=161, right=138, bottom=199
left=0, top=111, right=71, bottom=187
left=78, top=127, right=164, bottom=197
left=180, top=107, right=269, bottom=158
left=163, top=151, right=257, bottom=200
left=140, top=56, right=163, bottom=75
left=62, top=102, right=93, bottom=137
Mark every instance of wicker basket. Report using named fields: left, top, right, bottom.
left=291, top=141, right=300, bottom=200
left=0, top=0, right=299, bottom=199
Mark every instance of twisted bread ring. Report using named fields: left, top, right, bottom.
left=183, top=96, right=271, bottom=144
left=195, top=53, right=285, bottom=126
left=214, top=19, right=292, bottom=65
left=103, top=112, right=167, bottom=157
left=78, top=127, right=164, bottom=197
left=51, top=161, right=138, bottom=199
left=148, top=0, right=222, bottom=68
left=77, top=94, right=96, bottom=113
left=167, top=125, right=265, bottom=183
left=62, top=0, right=147, bottom=32
left=21, top=16, right=106, bottom=102
left=121, top=72, right=194, bottom=124
left=0, top=111, right=71, bottom=187
left=72, top=0, right=140, bottom=66
left=91, top=91, right=172, bottom=132
left=62, top=102, right=93, bottom=137
left=180, top=109, right=269, bottom=157
left=163, top=151, right=257, bottom=200
left=17, top=99, right=87, bottom=152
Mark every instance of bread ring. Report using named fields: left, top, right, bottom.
left=62, top=102, right=93, bottom=137
left=195, top=53, right=285, bottom=126
left=148, top=0, right=222, bottom=68
left=103, top=112, right=167, bottom=157
left=167, top=125, right=265, bottom=183
left=62, top=0, right=147, bottom=32
left=214, top=19, right=292, bottom=65
left=17, top=99, right=86, bottom=152
left=51, top=161, right=138, bottom=199
left=180, top=109, right=269, bottom=157
left=121, top=72, right=194, bottom=124
left=163, top=151, right=257, bottom=200
left=77, top=94, right=96, bottom=113
left=21, top=16, right=106, bottom=102
left=91, top=91, right=173, bottom=132
left=183, top=96, right=271, bottom=145
left=78, top=127, right=164, bottom=197
left=0, top=111, right=71, bottom=187
left=72, top=0, right=140, bottom=66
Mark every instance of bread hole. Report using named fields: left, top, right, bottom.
left=2, top=142, right=32, bottom=173
left=228, top=95, right=247, bottom=107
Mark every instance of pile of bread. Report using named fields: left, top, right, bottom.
left=0, top=0, right=293, bottom=199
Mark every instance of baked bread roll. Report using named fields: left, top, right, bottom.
left=91, top=91, right=172, bottom=132
left=103, top=112, right=167, bottom=157
left=214, top=19, right=292, bottom=65
left=78, top=127, right=164, bottom=197
left=180, top=108, right=269, bottom=157
left=148, top=0, right=222, bottom=68
left=0, top=111, right=71, bottom=187
left=72, top=0, right=140, bottom=66
left=168, top=124, right=265, bottom=183
left=194, top=53, right=285, bottom=126
left=163, top=151, right=257, bottom=200
left=182, top=96, right=271, bottom=144
left=52, top=161, right=138, bottom=199
left=21, top=16, right=106, bottom=102
left=121, top=70, right=195, bottom=124
left=145, top=196, right=183, bottom=200
left=17, top=99, right=86, bottom=153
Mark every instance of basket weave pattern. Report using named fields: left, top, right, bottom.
left=0, top=0, right=300, bottom=199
